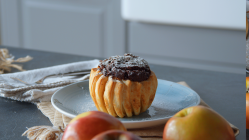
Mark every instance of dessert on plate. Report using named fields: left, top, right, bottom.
left=89, top=53, right=158, bottom=118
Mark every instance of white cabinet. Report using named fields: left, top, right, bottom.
left=122, top=0, right=244, bottom=74
left=0, top=0, right=244, bottom=74
left=1, top=0, right=125, bottom=57
left=128, top=22, right=244, bottom=74
left=122, top=0, right=245, bottom=30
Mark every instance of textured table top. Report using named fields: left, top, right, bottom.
left=0, top=46, right=245, bottom=140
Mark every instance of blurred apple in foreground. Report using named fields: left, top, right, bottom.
left=163, top=106, right=235, bottom=140
left=62, top=111, right=126, bottom=140
left=246, top=93, right=249, bottom=129
left=92, top=130, right=142, bottom=140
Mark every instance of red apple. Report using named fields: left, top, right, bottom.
left=92, top=130, right=142, bottom=140
left=163, top=106, right=235, bottom=140
left=62, top=111, right=126, bottom=140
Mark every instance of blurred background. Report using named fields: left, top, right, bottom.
left=0, top=0, right=245, bottom=74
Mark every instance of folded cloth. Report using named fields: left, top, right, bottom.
left=22, top=81, right=239, bottom=140
left=0, top=59, right=99, bottom=103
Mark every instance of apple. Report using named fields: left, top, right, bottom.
left=92, top=130, right=142, bottom=140
left=246, top=77, right=249, bottom=92
left=246, top=93, right=249, bottom=129
left=62, top=111, right=126, bottom=140
left=163, top=106, right=235, bottom=140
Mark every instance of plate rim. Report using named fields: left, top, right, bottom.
left=51, top=79, right=201, bottom=124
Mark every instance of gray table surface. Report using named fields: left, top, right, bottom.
left=0, top=46, right=245, bottom=140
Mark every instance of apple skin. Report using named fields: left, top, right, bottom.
left=246, top=93, right=249, bottom=129
left=92, top=130, right=142, bottom=140
left=62, top=111, right=126, bottom=140
left=246, top=77, right=249, bottom=92
left=163, top=106, right=235, bottom=140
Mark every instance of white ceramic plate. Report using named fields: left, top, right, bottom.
left=51, top=79, right=200, bottom=129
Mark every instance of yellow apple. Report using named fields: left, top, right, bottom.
left=163, top=106, right=235, bottom=140
left=62, top=111, right=126, bottom=140
left=92, top=130, right=142, bottom=140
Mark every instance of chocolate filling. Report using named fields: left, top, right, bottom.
left=98, top=53, right=151, bottom=82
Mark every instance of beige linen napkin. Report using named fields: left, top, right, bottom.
left=0, top=59, right=99, bottom=103
left=22, top=81, right=239, bottom=140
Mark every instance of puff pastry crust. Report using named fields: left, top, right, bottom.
left=89, top=68, right=158, bottom=118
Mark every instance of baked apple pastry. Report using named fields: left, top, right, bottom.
left=89, top=53, right=158, bottom=118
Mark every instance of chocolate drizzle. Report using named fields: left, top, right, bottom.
left=98, top=53, right=151, bottom=82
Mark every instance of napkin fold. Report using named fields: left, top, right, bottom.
left=0, top=59, right=99, bottom=103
